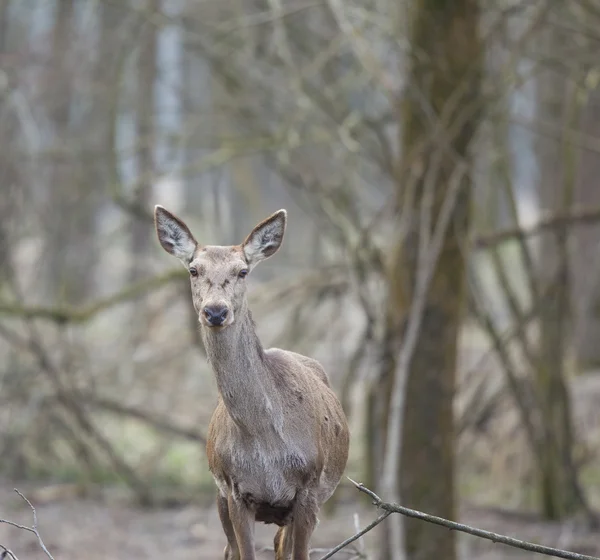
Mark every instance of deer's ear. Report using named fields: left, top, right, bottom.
left=242, top=209, right=286, bottom=268
left=154, top=205, right=198, bottom=265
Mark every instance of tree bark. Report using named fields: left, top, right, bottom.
left=534, top=20, right=583, bottom=519
left=572, top=89, right=600, bottom=371
left=377, top=1, right=481, bottom=559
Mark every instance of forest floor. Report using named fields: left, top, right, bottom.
left=1, top=480, right=600, bottom=560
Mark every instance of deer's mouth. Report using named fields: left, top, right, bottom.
left=204, top=323, right=228, bottom=330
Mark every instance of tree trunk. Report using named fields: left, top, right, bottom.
left=130, top=0, right=159, bottom=282
left=0, top=0, right=16, bottom=288
left=65, top=1, right=120, bottom=302
left=573, top=89, right=600, bottom=371
left=181, top=2, right=212, bottom=217
left=43, top=0, right=76, bottom=303
left=534, top=21, right=583, bottom=518
left=377, top=2, right=481, bottom=559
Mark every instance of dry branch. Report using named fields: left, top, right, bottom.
left=0, top=545, right=19, bottom=560
left=474, top=206, right=600, bottom=249
left=0, top=490, right=54, bottom=560
left=317, top=511, right=391, bottom=560
left=0, top=323, right=153, bottom=505
left=337, top=479, right=600, bottom=560
left=0, top=267, right=186, bottom=323
left=0, top=265, right=346, bottom=325
left=78, top=393, right=206, bottom=444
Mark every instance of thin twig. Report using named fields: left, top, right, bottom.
left=317, top=511, right=392, bottom=560
left=345, top=479, right=600, bottom=560
left=0, top=545, right=20, bottom=560
left=0, top=490, right=55, bottom=560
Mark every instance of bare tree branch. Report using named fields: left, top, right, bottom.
left=474, top=205, right=600, bottom=250
left=0, top=323, right=153, bottom=505
left=317, top=510, right=391, bottom=560
left=77, top=393, right=207, bottom=444
left=0, top=490, right=55, bottom=560
left=0, top=545, right=20, bottom=560
left=0, top=267, right=186, bottom=323
left=339, top=479, right=600, bottom=560
left=0, top=265, right=348, bottom=325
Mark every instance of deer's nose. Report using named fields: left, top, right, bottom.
left=204, top=305, right=229, bottom=326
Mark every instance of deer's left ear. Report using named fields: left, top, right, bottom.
left=242, top=209, right=286, bottom=268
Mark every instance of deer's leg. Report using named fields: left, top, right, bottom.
left=227, top=493, right=256, bottom=560
left=217, top=493, right=240, bottom=560
left=291, top=493, right=318, bottom=560
left=274, top=525, right=293, bottom=560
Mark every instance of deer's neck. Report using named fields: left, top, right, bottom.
left=202, top=309, right=281, bottom=434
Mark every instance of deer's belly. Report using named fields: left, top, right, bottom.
left=243, top=494, right=295, bottom=526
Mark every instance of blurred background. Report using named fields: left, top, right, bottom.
left=2, top=0, right=600, bottom=559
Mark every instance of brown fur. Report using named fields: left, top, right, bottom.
left=154, top=206, right=349, bottom=560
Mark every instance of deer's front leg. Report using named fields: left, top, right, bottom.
left=217, top=493, right=240, bottom=560
left=227, top=493, right=256, bottom=560
left=291, top=491, right=318, bottom=560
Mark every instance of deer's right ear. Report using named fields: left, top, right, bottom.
left=154, top=205, right=198, bottom=265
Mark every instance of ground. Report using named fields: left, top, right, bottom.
left=2, top=481, right=600, bottom=560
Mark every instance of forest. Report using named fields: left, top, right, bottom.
left=2, top=0, right=600, bottom=559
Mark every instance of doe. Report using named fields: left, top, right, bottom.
left=154, top=206, right=349, bottom=560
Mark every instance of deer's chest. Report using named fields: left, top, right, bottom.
left=209, top=429, right=318, bottom=513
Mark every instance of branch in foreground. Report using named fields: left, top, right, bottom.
left=0, top=490, right=54, bottom=560
left=341, top=479, right=599, bottom=560
left=317, top=511, right=391, bottom=560
left=0, top=544, right=20, bottom=560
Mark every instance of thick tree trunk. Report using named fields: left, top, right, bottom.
left=535, top=175, right=581, bottom=520
left=41, top=0, right=100, bottom=304
left=377, top=2, right=481, bottom=559
left=534, top=24, right=582, bottom=518
left=573, top=89, right=600, bottom=370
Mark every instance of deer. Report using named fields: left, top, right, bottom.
left=154, top=206, right=350, bottom=560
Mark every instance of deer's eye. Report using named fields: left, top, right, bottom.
left=189, top=267, right=199, bottom=277
left=238, top=269, right=249, bottom=279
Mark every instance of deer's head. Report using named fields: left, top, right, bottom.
left=154, top=206, right=286, bottom=329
